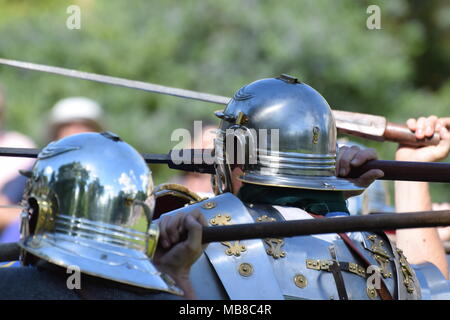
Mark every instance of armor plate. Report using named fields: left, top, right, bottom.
left=162, top=193, right=432, bottom=300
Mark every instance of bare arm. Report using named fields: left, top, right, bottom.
left=395, top=116, right=450, bottom=279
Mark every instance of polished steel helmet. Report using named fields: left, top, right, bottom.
left=19, top=132, right=181, bottom=295
left=214, top=75, right=363, bottom=193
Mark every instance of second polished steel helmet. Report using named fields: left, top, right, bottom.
left=19, top=132, right=181, bottom=295
left=214, top=75, right=363, bottom=193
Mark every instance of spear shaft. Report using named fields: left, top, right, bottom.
left=1, top=147, right=449, bottom=182
left=2, top=210, right=450, bottom=262
left=202, top=209, right=450, bottom=243
left=0, top=58, right=439, bottom=147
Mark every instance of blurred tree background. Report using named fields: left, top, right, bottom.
left=0, top=0, right=449, bottom=201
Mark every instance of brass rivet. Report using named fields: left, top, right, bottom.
left=202, top=201, right=216, bottom=210
left=209, top=213, right=232, bottom=226
left=312, top=126, right=320, bottom=144
left=294, top=274, right=308, bottom=289
left=235, top=111, right=249, bottom=125
left=238, top=263, right=253, bottom=277
left=367, top=287, right=377, bottom=299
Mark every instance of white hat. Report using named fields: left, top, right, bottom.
left=50, top=97, right=103, bottom=127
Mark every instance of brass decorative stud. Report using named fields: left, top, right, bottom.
left=257, top=215, right=286, bottom=259
left=235, top=111, right=249, bottom=125
left=225, top=242, right=247, bottom=256
left=397, top=248, right=416, bottom=294
left=256, top=215, right=276, bottom=223
left=294, top=274, right=308, bottom=289
left=210, top=214, right=246, bottom=256
left=312, top=126, right=320, bottom=144
left=265, top=238, right=286, bottom=259
left=238, top=263, right=253, bottom=277
left=210, top=214, right=231, bottom=226
left=202, top=201, right=216, bottom=210
left=367, top=235, right=392, bottom=279
left=367, top=287, right=377, bottom=299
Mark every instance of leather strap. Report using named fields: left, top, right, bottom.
left=328, top=245, right=349, bottom=300
left=310, top=213, right=394, bottom=300
left=338, top=231, right=393, bottom=300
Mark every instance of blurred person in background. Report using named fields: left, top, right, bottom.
left=0, top=96, right=104, bottom=244
left=179, top=123, right=217, bottom=197
left=173, top=122, right=217, bottom=198
left=395, top=115, right=450, bottom=280
left=48, top=96, right=104, bottom=141
left=0, top=85, right=36, bottom=244
left=152, top=122, right=217, bottom=220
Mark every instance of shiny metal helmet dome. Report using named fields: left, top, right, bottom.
left=19, top=132, right=181, bottom=295
left=214, top=75, right=363, bottom=192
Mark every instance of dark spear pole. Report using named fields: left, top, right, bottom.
left=1, top=147, right=450, bottom=182
left=2, top=210, right=450, bottom=262
left=202, top=210, right=450, bottom=243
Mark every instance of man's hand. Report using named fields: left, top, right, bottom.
left=396, top=116, right=450, bottom=162
left=153, top=209, right=207, bottom=299
left=336, top=145, right=384, bottom=198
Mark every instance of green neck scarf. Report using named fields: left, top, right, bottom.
left=237, top=183, right=349, bottom=215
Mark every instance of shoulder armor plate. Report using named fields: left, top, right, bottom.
left=161, top=197, right=427, bottom=300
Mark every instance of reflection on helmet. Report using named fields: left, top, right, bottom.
left=214, top=75, right=363, bottom=193
left=19, top=132, right=181, bottom=295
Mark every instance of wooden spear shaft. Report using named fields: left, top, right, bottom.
left=202, top=210, right=450, bottom=243
left=0, top=58, right=440, bottom=147
left=1, top=147, right=449, bottom=182
left=2, top=210, right=450, bottom=262
left=346, top=160, right=450, bottom=183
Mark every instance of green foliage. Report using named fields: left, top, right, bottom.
left=0, top=0, right=449, bottom=200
